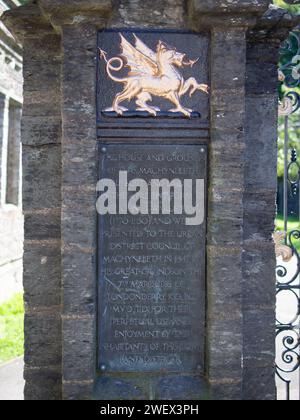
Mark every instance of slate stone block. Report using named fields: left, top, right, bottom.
left=25, top=212, right=61, bottom=241
left=94, top=377, right=147, bottom=400
left=24, top=314, right=62, bottom=367
left=24, top=367, right=61, bottom=401
left=63, top=382, right=94, bottom=401
left=154, top=376, right=209, bottom=400
left=62, top=317, right=95, bottom=382
left=62, top=250, right=96, bottom=315
left=207, top=318, right=243, bottom=381
left=243, top=366, right=276, bottom=401
left=210, top=380, right=242, bottom=401
left=23, top=242, right=61, bottom=308
left=242, top=244, right=276, bottom=309
left=23, top=145, right=61, bottom=210
left=243, top=308, right=275, bottom=367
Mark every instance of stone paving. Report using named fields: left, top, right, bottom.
left=0, top=358, right=24, bottom=400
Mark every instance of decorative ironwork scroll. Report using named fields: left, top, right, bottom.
left=279, top=31, right=300, bottom=116
left=276, top=25, right=300, bottom=400
left=275, top=231, right=300, bottom=400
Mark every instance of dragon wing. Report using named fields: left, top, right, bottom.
left=133, top=34, right=157, bottom=63
left=120, top=34, right=158, bottom=77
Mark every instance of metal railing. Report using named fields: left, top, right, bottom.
left=276, top=26, right=300, bottom=400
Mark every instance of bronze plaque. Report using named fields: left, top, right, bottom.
left=98, top=144, right=207, bottom=373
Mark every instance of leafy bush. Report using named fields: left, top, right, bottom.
left=273, top=0, right=300, bottom=14
left=0, top=294, right=24, bottom=365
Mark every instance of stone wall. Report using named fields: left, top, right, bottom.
left=2, top=0, right=299, bottom=400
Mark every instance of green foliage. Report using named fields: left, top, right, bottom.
left=0, top=293, right=24, bottom=365
left=274, top=0, right=300, bottom=13
left=276, top=213, right=300, bottom=228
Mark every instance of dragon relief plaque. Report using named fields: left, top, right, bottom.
left=97, top=30, right=209, bottom=121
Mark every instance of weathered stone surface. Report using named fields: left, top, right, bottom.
left=62, top=250, right=95, bottom=315
left=23, top=241, right=61, bottom=308
left=210, top=380, right=242, bottom=401
left=24, top=313, right=62, bottom=367
left=207, top=24, right=246, bottom=397
left=24, top=367, right=61, bottom=401
left=207, top=247, right=243, bottom=312
left=244, top=190, right=277, bottom=241
left=63, top=381, right=94, bottom=401
left=243, top=308, right=275, bottom=367
left=22, top=116, right=62, bottom=146
left=207, top=317, right=244, bottom=381
left=40, top=0, right=113, bottom=15
left=62, top=197, right=96, bottom=250
left=94, top=377, right=147, bottom=400
left=243, top=366, right=276, bottom=400
left=1, top=4, right=64, bottom=401
left=191, top=0, right=270, bottom=14
left=111, top=0, right=186, bottom=29
left=1, top=3, right=53, bottom=44
left=60, top=22, right=98, bottom=396
left=245, top=97, right=278, bottom=190
left=62, top=317, right=95, bottom=382
left=249, top=4, right=300, bottom=43
left=24, top=212, right=60, bottom=241
left=242, top=33, right=278, bottom=400
left=246, top=45, right=278, bottom=95
left=207, top=217, right=243, bottom=246
left=62, top=143, right=98, bottom=186
left=23, top=145, right=61, bottom=210
left=154, top=376, right=208, bottom=400
left=242, top=243, right=276, bottom=309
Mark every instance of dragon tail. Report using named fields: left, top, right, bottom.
left=106, top=57, right=128, bottom=84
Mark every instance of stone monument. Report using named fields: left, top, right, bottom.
left=2, top=0, right=299, bottom=400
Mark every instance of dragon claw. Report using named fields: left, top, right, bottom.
left=200, top=84, right=210, bottom=94
left=114, top=107, right=124, bottom=115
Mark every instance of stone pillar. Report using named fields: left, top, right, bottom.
left=208, top=25, right=248, bottom=400
left=242, top=7, right=299, bottom=400
left=2, top=0, right=299, bottom=400
left=38, top=0, right=113, bottom=400
left=189, top=1, right=265, bottom=400
left=3, top=3, right=63, bottom=400
left=189, top=1, right=300, bottom=400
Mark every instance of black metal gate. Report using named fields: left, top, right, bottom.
left=276, top=26, right=300, bottom=400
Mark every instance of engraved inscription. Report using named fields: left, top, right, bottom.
left=98, top=144, right=206, bottom=373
